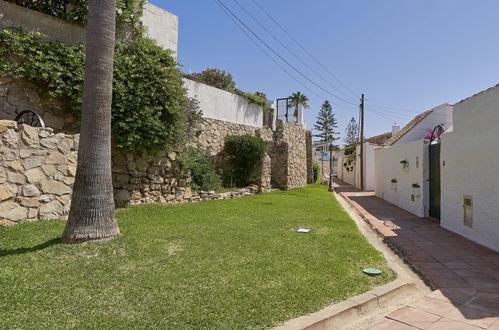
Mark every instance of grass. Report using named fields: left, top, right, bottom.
left=0, top=184, right=394, bottom=329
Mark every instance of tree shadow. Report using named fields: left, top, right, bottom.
left=0, top=238, right=60, bottom=257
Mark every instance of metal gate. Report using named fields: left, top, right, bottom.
left=429, top=142, right=441, bottom=219
left=276, top=98, right=297, bottom=122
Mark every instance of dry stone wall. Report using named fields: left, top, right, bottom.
left=0, top=120, right=78, bottom=225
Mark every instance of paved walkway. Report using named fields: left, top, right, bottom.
left=334, top=180, right=499, bottom=330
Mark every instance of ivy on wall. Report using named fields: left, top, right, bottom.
left=0, top=28, right=189, bottom=152
left=4, top=0, right=145, bottom=28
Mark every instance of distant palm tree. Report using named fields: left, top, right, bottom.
left=62, top=0, right=120, bottom=243
left=288, top=91, right=309, bottom=119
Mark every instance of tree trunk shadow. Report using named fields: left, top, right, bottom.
left=0, top=238, right=60, bottom=257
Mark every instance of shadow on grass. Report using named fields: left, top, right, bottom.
left=0, top=238, right=60, bottom=257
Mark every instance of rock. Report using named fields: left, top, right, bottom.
left=23, top=184, right=41, bottom=197
left=20, top=124, right=40, bottom=147
left=38, top=128, right=53, bottom=138
left=40, top=136, right=59, bottom=149
left=114, top=189, right=130, bottom=203
left=136, top=158, right=149, bottom=172
left=57, top=138, right=73, bottom=154
left=184, top=187, right=193, bottom=199
left=38, top=194, right=54, bottom=203
left=39, top=200, right=62, bottom=219
left=115, top=174, right=129, bottom=184
left=16, top=197, right=40, bottom=208
left=28, top=208, right=38, bottom=219
left=53, top=172, right=64, bottom=181
left=23, top=157, right=44, bottom=170
left=0, top=201, right=27, bottom=222
left=41, top=165, right=57, bottom=176
left=73, top=134, right=80, bottom=150
left=62, top=177, right=74, bottom=185
left=39, top=179, right=72, bottom=195
left=45, top=151, right=66, bottom=165
left=68, top=164, right=77, bottom=177
left=1, top=129, right=19, bottom=148
left=1, top=150, right=18, bottom=161
left=19, top=149, right=31, bottom=158
left=0, top=183, right=17, bottom=201
left=7, top=171, right=26, bottom=184
left=25, top=168, right=46, bottom=183
left=0, top=167, right=6, bottom=184
left=7, top=160, right=23, bottom=171
left=0, top=120, right=17, bottom=129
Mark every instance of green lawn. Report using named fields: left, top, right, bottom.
left=0, top=184, right=394, bottom=329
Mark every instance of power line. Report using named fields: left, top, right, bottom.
left=251, top=0, right=359, bottom=99
left=230, top=0, right=357, bottom=103
left=214, top=0, right=360, bottom=106
left=211, top=0, right=330, bottom=102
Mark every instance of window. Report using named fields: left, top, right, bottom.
left=463, top=196, right=473, bottom=228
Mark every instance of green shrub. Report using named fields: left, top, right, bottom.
left=223, top=135, right=267, bottom=187
left=186, top=68, right=236, bottom=91
left=176, top=147, right=221, bottom=192
left=313, top=162, right=321, bottom=183
left=0, top=28, right=190, bottom=152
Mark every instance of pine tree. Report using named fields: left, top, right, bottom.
left=314, top=100, right=339, bottom=145
left=344, top=117, right=359, bottom=145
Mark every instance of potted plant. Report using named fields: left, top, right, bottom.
left=400, top=159, right=409, bottom=170
left=412, top=183, right=421, bottom=196
left=390, top=178, right=397, bottom=190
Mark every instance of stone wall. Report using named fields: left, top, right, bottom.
left=269, top=120, right=308, bottom=190
left=0, top=120, right=78, bottom=225
left=0, top=78, right=78, bottom=133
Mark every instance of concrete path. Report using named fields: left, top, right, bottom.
left=334, top=180, right=499, bottom=330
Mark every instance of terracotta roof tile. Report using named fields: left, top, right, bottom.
left=348, top=132, right=393, bottom=147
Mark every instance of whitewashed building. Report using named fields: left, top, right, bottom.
left=374, top=104, right=454, bottom=217
left=440, top=84, right=499, bottom=252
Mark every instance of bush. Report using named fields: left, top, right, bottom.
left=186, top=68, right=236, bottom=91
left=223, top=135, right=267, bottom=187
left=313, top=162, right=321, bottom=183
left=176, top=147, right=221, bottom=192
left=0, top=29, right=190, bottom=152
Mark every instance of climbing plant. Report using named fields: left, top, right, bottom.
left=0, top=28, right=190, bottom=152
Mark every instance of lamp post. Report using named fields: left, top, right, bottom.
left=328, top=142, right=334, bottom=192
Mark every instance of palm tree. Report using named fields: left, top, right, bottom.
left=288, top=91, right=309, bottom=119
left=62, top=0, right=120, bottom=243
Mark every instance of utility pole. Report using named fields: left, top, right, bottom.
left=359, top=94, right=365, bottom=191
left=328, top=142, right=334, bottom=192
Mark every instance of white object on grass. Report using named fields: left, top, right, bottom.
left=297, top=228, right=310, bottom=233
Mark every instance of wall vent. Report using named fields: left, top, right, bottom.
left=463, top=196, right=473, bottom=228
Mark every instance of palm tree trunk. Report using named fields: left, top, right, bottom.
left=62, top=0, right=120, bottom=243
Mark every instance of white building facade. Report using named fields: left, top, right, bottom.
left=440, top=84, right=499, bottom=252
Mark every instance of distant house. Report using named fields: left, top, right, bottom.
left=336, top=131, right=393, bottom=191
left=374, top=104, right=454, bottom=217
left=440, top=84, right=499, bottom=252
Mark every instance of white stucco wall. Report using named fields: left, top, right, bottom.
left=142, top=2, right=178, bottom=54
left=394, top=104, right=453, bottom=145
left=375, top=140, right=429, bottom=217
left=440, top=85, right=499, bottom=252
left=184, top=78, right=263, bottom=127
left=337, top=142, right=377, bottom=191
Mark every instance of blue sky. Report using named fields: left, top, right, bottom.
left=149, top=0, right=499, bottom=141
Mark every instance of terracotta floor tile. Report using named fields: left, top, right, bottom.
left=444, top=305, right=499, bottom=328
left=427, top=318, right=482, bottom=330
left=463, top=277, right=499, bottom=291
left=442, top=262, right=475, bottom=270
left=408, top=296, right=456, bottom=316
left=366, top=318, right=417, bottom=330
left=387, top=307, right=441, bottom=328
left=489, top=319, right=499, bottom=330
left=425, top=288, right=477, bottom=305
left=463, top=296, right=499, bottom=315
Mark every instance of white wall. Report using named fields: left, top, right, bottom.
left=375, top=140, right=429, bottom=217
left=440, top=85, right=499, bottom=252
left=336, top=143, right=377, bottom=191
left=142, top=2, right=178, bottom=55
left=184, top=78, right=263, bottom=127
left=394, top=104, right=453, bottom=145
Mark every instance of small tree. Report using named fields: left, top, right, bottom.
left=344, top=117, right=359, bottom=145
left=314, top=100, right=339, bottom=191
left=223, top=135, right=267, bottom=187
